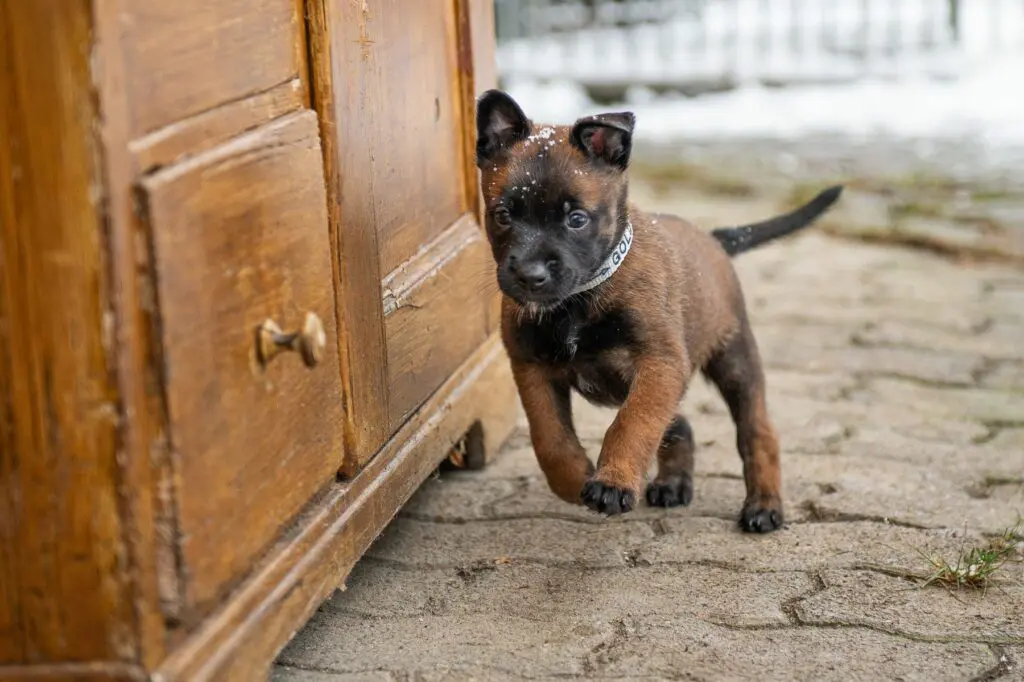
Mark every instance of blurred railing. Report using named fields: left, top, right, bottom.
left=494, top=0, right=1024, bottom=99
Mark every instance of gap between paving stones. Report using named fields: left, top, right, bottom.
left=970, top=646, right=1017, bottom=682
left=325, top=560, right=1022, bottom=647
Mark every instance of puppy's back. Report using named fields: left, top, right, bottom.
left=641, top=211, right=746, bottom=367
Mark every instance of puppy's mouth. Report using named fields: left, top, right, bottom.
left=501, top=286, right=569, bottom=310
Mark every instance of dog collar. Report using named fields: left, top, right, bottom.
left=569, top=220, right=633, bottom=295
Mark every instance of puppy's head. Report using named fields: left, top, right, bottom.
left=475, top=90, right=634, bottom=308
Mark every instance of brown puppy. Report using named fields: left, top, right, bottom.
left=476, top=90, right=841, bottom=533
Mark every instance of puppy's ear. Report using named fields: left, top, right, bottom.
left=476, top=90, right=530, bottom=167
left=570, top=112, right=635, bottom=170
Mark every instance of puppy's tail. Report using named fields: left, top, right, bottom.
left=711, top=185, right=843, bottom=257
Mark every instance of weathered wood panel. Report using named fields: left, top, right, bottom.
left=0, top=0, right=134, bottom=663
left=138, top=111, right=345, bottom=616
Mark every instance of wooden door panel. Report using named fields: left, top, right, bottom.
left=121, top=0, right=305, bottom=137
left=310, top=0, right=490, bottom=471
left=383, top=214, right=493, bottom=430
left=365, top=0, right=468, bottom=275
left=138, top=111, right=344, bottom=614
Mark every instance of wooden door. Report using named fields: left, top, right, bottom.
left=309, top=0, right=500, bottom=472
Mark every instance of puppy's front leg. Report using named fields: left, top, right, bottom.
left=511, top=360, right=594, bottom=504
left=583, top=351, right=689, bottom=515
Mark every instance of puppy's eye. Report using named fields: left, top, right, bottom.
left=493, top=207, right=512, bottom=229
left=567, top=210, right=590, bottom=230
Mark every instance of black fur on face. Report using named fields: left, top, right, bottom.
left=476, top=91, right=634, bottom=308
left=488, top=154, right=624, bottom=307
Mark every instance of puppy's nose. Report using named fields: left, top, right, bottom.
left=512, top=261, right=551, bottom=290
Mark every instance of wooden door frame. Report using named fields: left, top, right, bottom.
left=0, top=0, right=138, bottom=671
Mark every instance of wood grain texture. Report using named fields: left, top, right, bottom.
left=120, top=0, right=303, bottom=135
left=0, top=0, right=136, bottom=664
left=455, top=0, right=502, bottom=334
left=309, top=0, right=485, bottom=470
left=456, top=0, right=498, bottom=221
left=137, top=111, right=345, bottom=618
left=383, top=214, right=492, bottom=431
left=129, top=79, right=306, bottom=173
left=348, top=0, right=467, bottom=276
left=0, top=661, right=145, bottom=681
left=91, top=0, right=173, bottom=665
left=307, top=0, right=391, bottom=466
left=154, top=334, right=516, bottom=682
left=465, top=0, right=498, bottom=104
left=3, top=0, right=504, bottom=674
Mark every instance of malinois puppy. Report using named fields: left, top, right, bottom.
left=476, top=90, right=842, bottom=532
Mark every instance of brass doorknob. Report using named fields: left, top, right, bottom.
left=256, top=312, right=326, bottom=369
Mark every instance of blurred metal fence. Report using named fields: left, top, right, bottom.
left=494, top=0, right=1024, bottom=99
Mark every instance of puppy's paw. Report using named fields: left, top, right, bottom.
left=581, top=479, right=637, bottom=516
left=739, top=499, right=784, bottom=533
left=645, top=475, right=693, bottom=508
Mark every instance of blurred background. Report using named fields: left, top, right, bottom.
left=490, top=0, right=1024, bottom=262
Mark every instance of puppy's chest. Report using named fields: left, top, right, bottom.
left=514, top=306, right=637, bottom=405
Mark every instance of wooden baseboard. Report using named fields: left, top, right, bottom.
left=0, top=661, right=145, bottom=681
left=152, top=333, right=516, bottom=682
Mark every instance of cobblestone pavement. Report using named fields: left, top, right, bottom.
left=274, top=180, right=1024, bottom=682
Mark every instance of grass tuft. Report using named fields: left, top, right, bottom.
left=916, top=518, right=1023, bottom=592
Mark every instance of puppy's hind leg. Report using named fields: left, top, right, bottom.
left=645, top=415, right=696, bottom=507
left=704, top=324, right=784, bottom=533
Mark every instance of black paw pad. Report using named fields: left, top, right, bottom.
left=581, top=480, right=637, bottom=516
left=739, top=505, right=784, bottom=533
left=645, top=476, right=693, bottom=508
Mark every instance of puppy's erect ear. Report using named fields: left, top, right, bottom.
left=476, top=90, right=531, bottom=167
left=570, top=112, right=635, bottom=170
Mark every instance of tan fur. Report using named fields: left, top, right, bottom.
left=477, top=105, right=819, bottom=531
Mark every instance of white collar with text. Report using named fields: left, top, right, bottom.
left=569, top=220, right=633, bottom=296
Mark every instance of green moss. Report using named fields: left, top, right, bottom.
left=629, top=160, right=756, bottom=198
left=890, top=200, right=948, bottom=220
left=971, top=188, right=1016, bottom=202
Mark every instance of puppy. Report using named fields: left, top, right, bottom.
left=476, top=90, right=841, bottom=533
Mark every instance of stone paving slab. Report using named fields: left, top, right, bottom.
left=853, top=318, right=1024, bottom=360
left=365, top=516, right=655, bottom=568
left=276, top=183, right=1024, bottom=681
left=276, top=558, right=1002, bottom=681
left=572, top=623, right=999, bottom=682
left=273, top=672, right=390, bottom=682
left=1000, top=648, right=1024, bottom=680
left=637, top=519, right=993, bottom=573
left=318, top=562, right=809, bottom=627
left=798, top=570, right=1024, bottom=643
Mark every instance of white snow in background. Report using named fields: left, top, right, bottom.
left=499, top=0, right=1024, bottom=83
left=504, top=56, right=1024, bottom=145
left=499, top=0, right=1024, bottom=148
